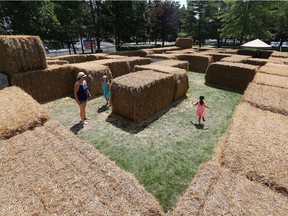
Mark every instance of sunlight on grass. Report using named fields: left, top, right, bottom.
left=45, top=71, right=242, bottom=212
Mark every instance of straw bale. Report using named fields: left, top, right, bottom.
left=120, top=57, right=151, bottom=72
left=146, top=53, right=180, bottom=60
left=166, top=49, right=196, bottom=54
left=241, top=58, right=269, bottom=66
left=0, top=120, right=165, bottom=215
left=46, top=59, right=69, bottom=65
left=151, top=59, right=189, bottom=71
left=10, top=65, right=78, bottom=102
left=236, top=49, right=256, bottom=57
left=0, top=35, right=47, bottom=75
left=85, top=53, right=108, bottom=61
left=175, top=38, right=193, bottom=49
left=268, top=56, right=288, bottom=64
left=215, top=102, right=288, bottom=194
left=89, top=59, right=130, bottom=78
left=172, top=162, right=288, bottom=216
left=111, top=70, right=174, bottom=123
left=0, top=86, right=50, bottom=139
left=205, top=62, right=258, bottom=91
left=105, top=55, right=127, bottom=59
left=206, top=52, right=232, bottom=62
left=148, top=46, right=182, bottom=54
left=243, top=82, right=288, bottom=115
left=198, top=47, right=215, bottom=52
left=176, top=54, right=213, bottom=73
left=71, top=62, right=112, bottom=95
left=135, top=65, right=188, bottom=101
left=253, top=72, right=288, bottom=89
left=258, top=63, right=288, bottom=76
left=52, top=54, right=87, bottom=64
left=112, top=49, right=152, bottom=57
left=218, top=48, right=238, bottom=54
left=271, top=51, right=288, bottom=58
left=220, top=54, right=250, bottom=63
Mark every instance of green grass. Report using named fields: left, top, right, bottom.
left=44, top=71, right=242, bottom=212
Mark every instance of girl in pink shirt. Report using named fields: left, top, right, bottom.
left=193, top=96, right=210, bottom=125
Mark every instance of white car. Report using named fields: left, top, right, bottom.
left=74, top=42, right=84, bottom=49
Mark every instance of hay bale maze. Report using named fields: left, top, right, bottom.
left=175, top=38, right=193, bottom=49
left=120, top=56, right=151, bottom=72
left=218, top=48, right=238, bottom=54
left=10, top=65, right=78, bottom=102
left=110, top=70, right=174, bottom=123
left=112, top=49, right=153, bottom=57
left=71, top=62, right=112, bottom=95
left=205, top=62, right=258, bottom=91
left=46, top=59, right=69, bottom=65
left=0, top=86, right=50, bottom=140
left=253, top=72, right=288, bottom=89
left=51, top=54, right=88, bottom=64
left=0, top=35, right=47, bottom=75
left=147, top=46, right=182, bottom=54
left=146, top=53, right=179, bottom=60
left=258, top=63, right=288, bottom=76
left=215, top=102, right=288, bottom=195
left=220, top=54, right=250, bottom=63
left=135, top=64, right=189, bottom=101
left=151, top=59, right=189, bottom=71
left=0, top=88, right=165, bottom=215
left=176, top=54, right=213, bottom=73
left=243, top=82, right=288, bottom=115
left=206, top=52, right=232, bottom=62
left=172, top=162, right=288, bottom=216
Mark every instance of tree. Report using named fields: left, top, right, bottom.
left=272, top=1, right=288, bottom=48
left=149, top=0, right=180, bottom=47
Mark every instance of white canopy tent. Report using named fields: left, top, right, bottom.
left=241, top=39, right=271, bottom=49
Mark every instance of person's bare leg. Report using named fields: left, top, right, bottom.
left=202, top=116, right=205, bottom=122
left=198, top=116, right=201, bottom=125
left=79, top=103, right=85, bottom=124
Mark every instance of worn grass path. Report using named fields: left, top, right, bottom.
left=44, top=71, right=242, bottom=212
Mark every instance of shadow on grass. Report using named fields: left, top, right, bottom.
left=204, top=83, right=244, bottom=94
left=97, top=104, right=110, bottom=113
left=106, top=96, right=187, bottom=134
left=70, top=122, right=83, bottom=134
left=191, top=121, right=209, bottom=130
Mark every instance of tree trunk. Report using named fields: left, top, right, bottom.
left=80, top=36, right=85, bottom=54
left=90, top=38, right=93, bottom=53
left=162, top=39, right=164, bottom=47
left=67, top=42, right=71, bottom=55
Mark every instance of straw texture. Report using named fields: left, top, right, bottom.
left=175, top=38, right=193, bottom=49
left=112, top=49, right=153, bottom=57
left=205, top=62, right=258, bottom=91
left=206, top=53, right=232, bottom=62
left=220, top=55, right=250, bottom=63
left=151, top=59, right=189, bottom=71
left=215, top=102, right=288, bottom=194
left=146, top=53, right=179, bottom=60
left=271, top=51, right=288, bottom=58
left=268, top=57, right=288, bottom=64
left=147, top=46, right=182, bottom=54
left=258, top=63, right=288, bottom=77
left=253, top=72, right=288, bottom=89
left=135, top=64, right=189, bottom=101
left=0, top=120, right=165, bottom=215
left=243, top=82, right=288, bottom=115
left=46, top=59, right=69, bottom=65
left=10, top=65, right=78, bottom=102
left=0, top=86, right=50, bottom=140
left=176, top=54, right=213, bottom=73
left=0, top=35, right=47, bottom=75
left=111, top=70, right=174, bottom=123
left=90, top=59, right=130, bottom=78
left=172, top=162, right=288, bottom=216
left=120, top=57, right=151, bottom=72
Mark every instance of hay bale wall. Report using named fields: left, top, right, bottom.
left=176, top=54, right=213, bottom=73
left=220, top=54, right=250, bottom=63
left=72, top=62, right=112, bottom=95
left=151, top=59, right=189, bottom=71
left=85, top=53, right=108, bottom=61
left=120, top=57, right=151, bottom=72
left=243, top=82, right=288, bottom=115
left=147, top=46, right=181, bottom=54
left=135, top=64, right=189, bottom=101
left=10, top=65, right=78, bottom=102
left=253, top=72, right=288, bottom=89
left=259, top=63, right=288, bottom=77
left=0, top=119, right=165, bottom=215
left=0, top=35, right=47, bottom=75
left=206, top=53, right=232, bottom=62
left=215, top=102, right=288, bottom=194
left=51, top=54, right=88, bottom=64
left=218, top=49, right=238, bottom=54
left=112, top=49, right=152, bottom=57
left=46, top=59, right=69, bottom=65
left=90, top=59, right=130, bottom=78
left=111, top=70, right=175, bottom=123
left=172, top=162, right=288, bottom=216
left=146, top=53, right=179, bottom=60
left=268, top=56, right=288, bottom=64
left=0, top=86, right=50, bottom=139
left=205, top=62, right=258, bottom=91
left=271, top=51, right=288, bottom=58
left=240, top=58, right=269, bottom=66
left=175, top=38, right=193, bottom=49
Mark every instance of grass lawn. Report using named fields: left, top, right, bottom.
left=44, top=71, right=242, bottom=212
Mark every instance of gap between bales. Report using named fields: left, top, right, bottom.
left=44, top=72, right=242, bottom=212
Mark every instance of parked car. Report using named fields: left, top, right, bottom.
left=74, top=42, right=83, bottom=49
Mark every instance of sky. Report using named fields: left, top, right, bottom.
left=177, top=0, right=187, bottom=8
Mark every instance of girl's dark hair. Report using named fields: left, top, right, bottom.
left=199, top=96, right=204, bottom=105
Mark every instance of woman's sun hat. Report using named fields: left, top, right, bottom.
left=77, top=71, right=87, bottom=79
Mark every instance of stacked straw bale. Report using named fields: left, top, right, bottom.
left=220, top=54, right=250, bottom=63
left=172, top=162, right=288, bottom=216
left=46, top=59, right=69, bottom=65
left=0, top=86, right=50, bottom=139
left=112, top=49, right=153, bottom=57
left=10, top=65, right=78, bottom=102
left=271, top=51, right=288, bottom=58
left=146, top=53, right=179, bottom=60
left=243, top=82, right=288, bottom=115
left=52, top=54, right=88, bottom=64
left=135, top=64, right=189, bottom=101
left=258, top=63, right=288, bottom=76
left=120, top=57, right=151, bottom=72
left=206, top=52, right=232, bottom=62
left=268, top=56, right=288, bottom=64
left=0, top=35, right=47, bottom=75
left=150, top=59, right=189, bottom=71
left=111, top=70, right=174, bottom=123
left=176, top=54, right=213, bottom=73
left=240, top=58, right=269, bottom=66
left=89, top=59, right=130, bottom=78
left=104, top=55, right=127, bottom=59
left=0, top=119, right=165, bottom=215
left=218, top=49, right=238, bottom=54
left=85, top=53, right=108, bottom=61
left=215, top=102, right=288, bottom=194
left=236, top=49, right=273, bottom=59
left=253, top=72, right=288, bottom=89
left=166, top=48, right=197, bottom=54
left=147, top=46, right=181, bottom=54
left=71, top=62, right=112, bottom=95
left=175, top=38, right=193, bottom=49
left=205, top=62, right=258, bottom=91
left=236, top=49, right=256, bottom=57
